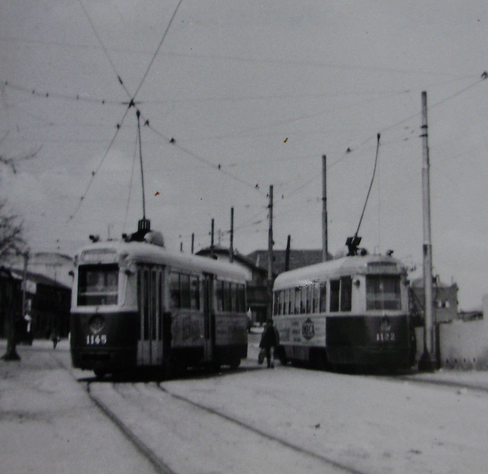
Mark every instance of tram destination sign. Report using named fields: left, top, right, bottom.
left=80, top=249, right=117, bottom=263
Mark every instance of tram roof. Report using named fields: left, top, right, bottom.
left=273, top=253, right=406, bottom=290
left=75, top=240, right=249, bottom=282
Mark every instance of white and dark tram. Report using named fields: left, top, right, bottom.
left=272, top=250, right=415, bottom=370
left=70, top=221, right=248, bottom=378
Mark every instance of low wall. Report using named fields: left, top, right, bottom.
left=438, top=318, right=488, bottom=370
left=415, top=295, right=488, bottom=370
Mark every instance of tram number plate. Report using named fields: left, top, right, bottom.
left=376, top=332, right=395, bottom=342
left=86, top=335, right=107, bottom=345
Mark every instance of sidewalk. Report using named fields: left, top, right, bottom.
left=0, top=339, right=157, bottom=474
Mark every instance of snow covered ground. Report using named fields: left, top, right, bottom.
left=0, top=339, right=158, bottom=474
left=2, top=336, right=488, bottom=473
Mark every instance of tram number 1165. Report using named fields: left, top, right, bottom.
left=86, top=335, right=107, bottom=345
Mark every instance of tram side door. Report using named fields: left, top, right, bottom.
left=202, top=273, right=216, bottom=362
left=137, top=265, right=164, bottom=366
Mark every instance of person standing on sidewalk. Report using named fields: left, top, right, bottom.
left=259, top=319, right=280, bottom=368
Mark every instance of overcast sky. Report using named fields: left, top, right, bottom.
left=2, top=1, right=488, bottom=309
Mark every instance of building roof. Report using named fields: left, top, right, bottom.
left=9, top=268, right=71, bottom=290
left=196, top=247, right=268, bottom=277
left=246, top=249, right=328, bottom=275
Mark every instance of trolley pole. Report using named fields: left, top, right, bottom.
left=419, top=91, right=437, bottom=372
left=267, top=185, right=274, bottom=321
left=322, top=155, right=328, bottom=262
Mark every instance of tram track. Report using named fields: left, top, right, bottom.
left=49, top=350, right=171, bottom=473
left=86, top=382, right=175, bottom=474
left=82, top=379, right=368, bottom=474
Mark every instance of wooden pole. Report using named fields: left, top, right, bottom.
left=210, top=218, right=215, bottom=258
left=322, top=155, right=328, bottom=261
left=419, top=90, right=437, bottom=372
left=229, top=207, right=234, bottom=263
left=267, top=185, right=274, bottom=321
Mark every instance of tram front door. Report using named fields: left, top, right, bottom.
left=203, top=274, right=216, bottom=362
left=137, top=265, right=165, bottom=366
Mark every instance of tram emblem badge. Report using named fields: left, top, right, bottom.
left=302, top=318, right=315, bottom=340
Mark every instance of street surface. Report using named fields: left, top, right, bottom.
left=2, top=334, right=488, bottom=473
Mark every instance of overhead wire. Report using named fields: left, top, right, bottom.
left=143, top=120, right=267, bottom=195
left=69, top=0, right=185, bottom=222
left=132, top=0, right=184, bottom=99
left=76, top=0, right=132, bottom=101
left=68, top=106, right=132, bottom=222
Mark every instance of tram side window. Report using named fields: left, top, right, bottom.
left=294, top=287, right=301, bottom=314
left=171, top=272, right=195, bottom=309
left=312, top=284, right=319, bottom=313
left=225, top=282, right=233, bottom=311
left=237, top=284, right=246, bottom=312
left=190, top=276, right=200, bottom=310
left=341, top=277, right=352, bottom=311
left=237, top=284, right=246, bottom=313
left=78, top=264, right=118, bottom=306
left=319, top=283, right=327, bottom=313
left=216, top=281, right=224, bottom=311
left=170, top=273, right=181, bottom=309
left=330, top=280, right=340, bottom=312
left=180, top=274, right=191, bottom=309
left=231, top=283, right=239, bottom=312
left=330, top=277, right=352, bottom=312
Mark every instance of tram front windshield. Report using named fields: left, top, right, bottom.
left=366, top=275, right=401, bottom=310
left=78, top=264, right=118, bottom=306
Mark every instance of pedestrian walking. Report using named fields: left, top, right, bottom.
left=259, top=319, right=280, bottom=368
left=50, top=328, right=59, bottom=349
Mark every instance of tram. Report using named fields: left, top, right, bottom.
left=70, top=220, right=248, bottom=378
left=272, top=248, right=415, bottom=371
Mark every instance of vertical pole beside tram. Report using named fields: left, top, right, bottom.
left=322, top=155, right=328, bottom=262
left=418, top=90, right=437, bottom=372
left=267, top=185, right=274, bottom=322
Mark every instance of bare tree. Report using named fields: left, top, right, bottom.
left=0, top=144, right=36, bottom=361
left=0, top=199, right=25, bottom=261
left=0, top=202, right=26, bottom=361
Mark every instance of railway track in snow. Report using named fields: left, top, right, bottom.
left=83, top=380, right=367, bottom=474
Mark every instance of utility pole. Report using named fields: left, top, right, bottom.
left=322, top=155, right=328, bottom=261
left=419, top=90, right=437, bottom=372
left=285, top=235, right=291, bottom=271
left=267, top=185, right=274, bottom=321
left=210, top=218, right=215, bottom=258
left=229, top=207, right=234, bottom=263
left=191, top=233, right=194, bottom=254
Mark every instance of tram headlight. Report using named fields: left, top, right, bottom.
left=88, top=315, right=105, bottom=334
